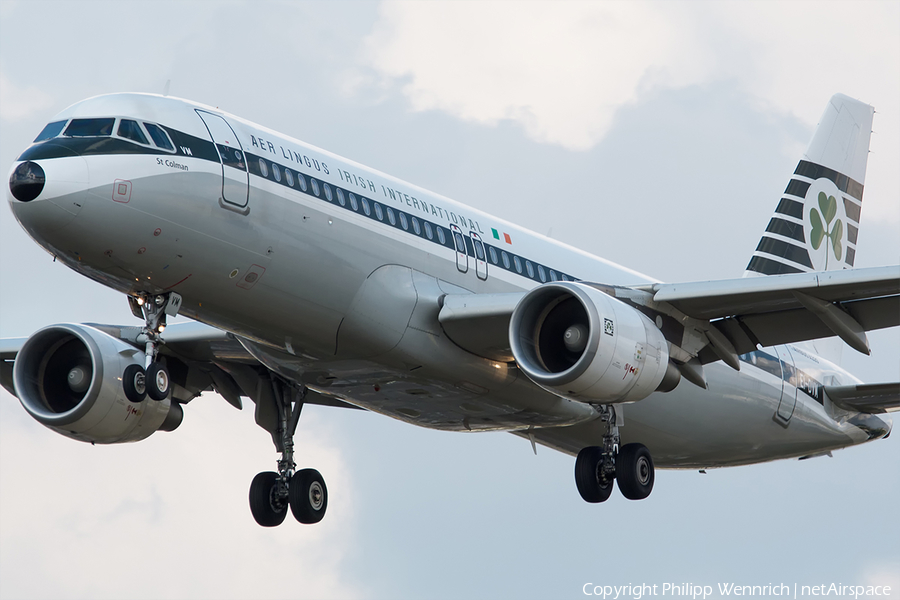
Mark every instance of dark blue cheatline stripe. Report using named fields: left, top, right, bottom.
left=794, top=160, right=864, bottom=201
left=784, top=179, right=811, bottom=198
left=246, top=152, right=577, bottom=284
left=738, top=350, right=825, bottom=405
left=776, top=198, right=804, bottom=219
left=746, top=255, right=804, bottom=275
left=755, top=237, right=813, bottom=268
left=843, top=197, right=861, bottom=223
left=765, top=217, right=805, bottom=243
left=17, top=128, right=219, bottom=163
left=21, top=123, right=582, bottom=285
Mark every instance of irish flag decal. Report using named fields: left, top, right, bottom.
left=492, top=228, right=512, bottom=245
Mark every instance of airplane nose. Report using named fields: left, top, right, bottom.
left=8, top=151, right=90, bottom=236
left=9, top=161, right=45, bottom=202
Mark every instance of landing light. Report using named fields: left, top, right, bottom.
left=136, top=297, right=145, bottom=306
left=157, top=324, right=166, bottom=333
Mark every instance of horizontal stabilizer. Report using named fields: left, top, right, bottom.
left=825, top=383, right=900, bottom=414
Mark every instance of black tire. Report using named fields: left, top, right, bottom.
left=290, top=469, right=328, bottom=524
left=123, top=364, right=146, bottom=403
left=249, top=471, right=288, bottom=527
left=616, top=443, right=655, bottom=500
left=575, top=446, right=614, bottom=503
left=146, top=362, right=170, bottom=401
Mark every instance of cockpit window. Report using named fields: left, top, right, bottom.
left=34, top=120, right=67, bottom=142
left=144, top=122, right=174, bottom=151
left=64, top=118, right=115, bottom=137
left=117, top=119, right=149, bottom=145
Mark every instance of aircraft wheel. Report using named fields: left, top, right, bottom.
left=146, top=362, right=170, bottom=401
left=575, top=446, right=614, bottom=503
left=250, top=471, right=288, bottom=527
left=616, top=443, right=654, bottom=500
left=290, top=469, right=328, bottom=524
left=123, top=364, right=146, bottom=403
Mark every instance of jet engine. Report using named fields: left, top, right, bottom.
left=12, top=323, right=181, bottom=444
left=509, top=282, right=674, bottom=403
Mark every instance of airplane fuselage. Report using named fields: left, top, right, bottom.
left=8, top=93, right=891, bottom=469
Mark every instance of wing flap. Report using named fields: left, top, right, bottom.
left=642, top=265, right=899, bottom=320
left=717, top=295, right=900, bottom=352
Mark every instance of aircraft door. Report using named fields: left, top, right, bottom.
left=196, top=110, right=249, bottom=209
left=450, top=224, right=468, bottom=273
left=774, top=346, right=798, bottom=424
left=470, top=232, right=488, bottom=280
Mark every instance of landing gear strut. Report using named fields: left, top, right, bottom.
left=574, top=405, right=655, bottom=502
left=249, top=376, right=327, bottom=527
left=124, top=292, right=182, bottom=403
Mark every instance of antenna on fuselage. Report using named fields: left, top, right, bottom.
left=163, top=79, right=171, bottom=96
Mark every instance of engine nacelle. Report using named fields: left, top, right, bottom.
left=13, top=323, right=178, bottom=444
left=510, top=282, right=670, bottom=403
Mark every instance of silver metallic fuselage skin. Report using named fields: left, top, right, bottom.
left=8, top=93, right=890, bottom=468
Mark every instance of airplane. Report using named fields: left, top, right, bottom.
left=2, top=92, right=898, bottom=527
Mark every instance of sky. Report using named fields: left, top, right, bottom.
left=1, top=1, right=898, bottom=599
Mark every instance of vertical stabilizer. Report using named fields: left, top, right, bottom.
left=745, top=94, right=874, bottom=277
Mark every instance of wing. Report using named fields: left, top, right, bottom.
left=439, top=265, right=900, bottom=370
left=0, top=322, right=364, bottom=415
left=636, top=265, right=899, bottom=361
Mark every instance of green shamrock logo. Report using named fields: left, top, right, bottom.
left=809, top=191, right=843, bottom=269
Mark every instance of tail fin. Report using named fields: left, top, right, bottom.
left=745, top=94, right=874, bottom=277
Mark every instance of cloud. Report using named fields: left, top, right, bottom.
left=362, top=1, right=714, bottom=151
left=0, top=73, right=54, bottom=122
left=861, top=561, right=900, bottom=599
left=361, top=1, right=899, bottom=155
left=0, top=392, right=363, bottom=600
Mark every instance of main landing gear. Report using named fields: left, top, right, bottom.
left=574, top=406, right=655, bottom=503
left=249, top=377, right=328, bottom=527
left=123, top=292, right=183, bottom=403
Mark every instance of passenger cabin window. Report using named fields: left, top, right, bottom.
left=258, top=158, right=269, bottom=178
left=285, top=169, right=294, bottom=187
left=34, top=120, right=67, bottom=142
left=473, top=237, right=485, bottom=260
left=143, top=122, right=174, bottom=151
left=65, top=118, right=114, bottom=137
left=387, top=207, right=396, bottom=226
left=117, top=119, right=149, bottom=145
left=324, top=183, right=333, bottom=201
left=374, top=203, right=384, bottom=221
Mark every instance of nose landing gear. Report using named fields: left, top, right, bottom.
left=125, top=292, right=182, bottom=402
left=249, top=376, right=327, bottom=527
left=574, top=406, right=655, bottom=503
